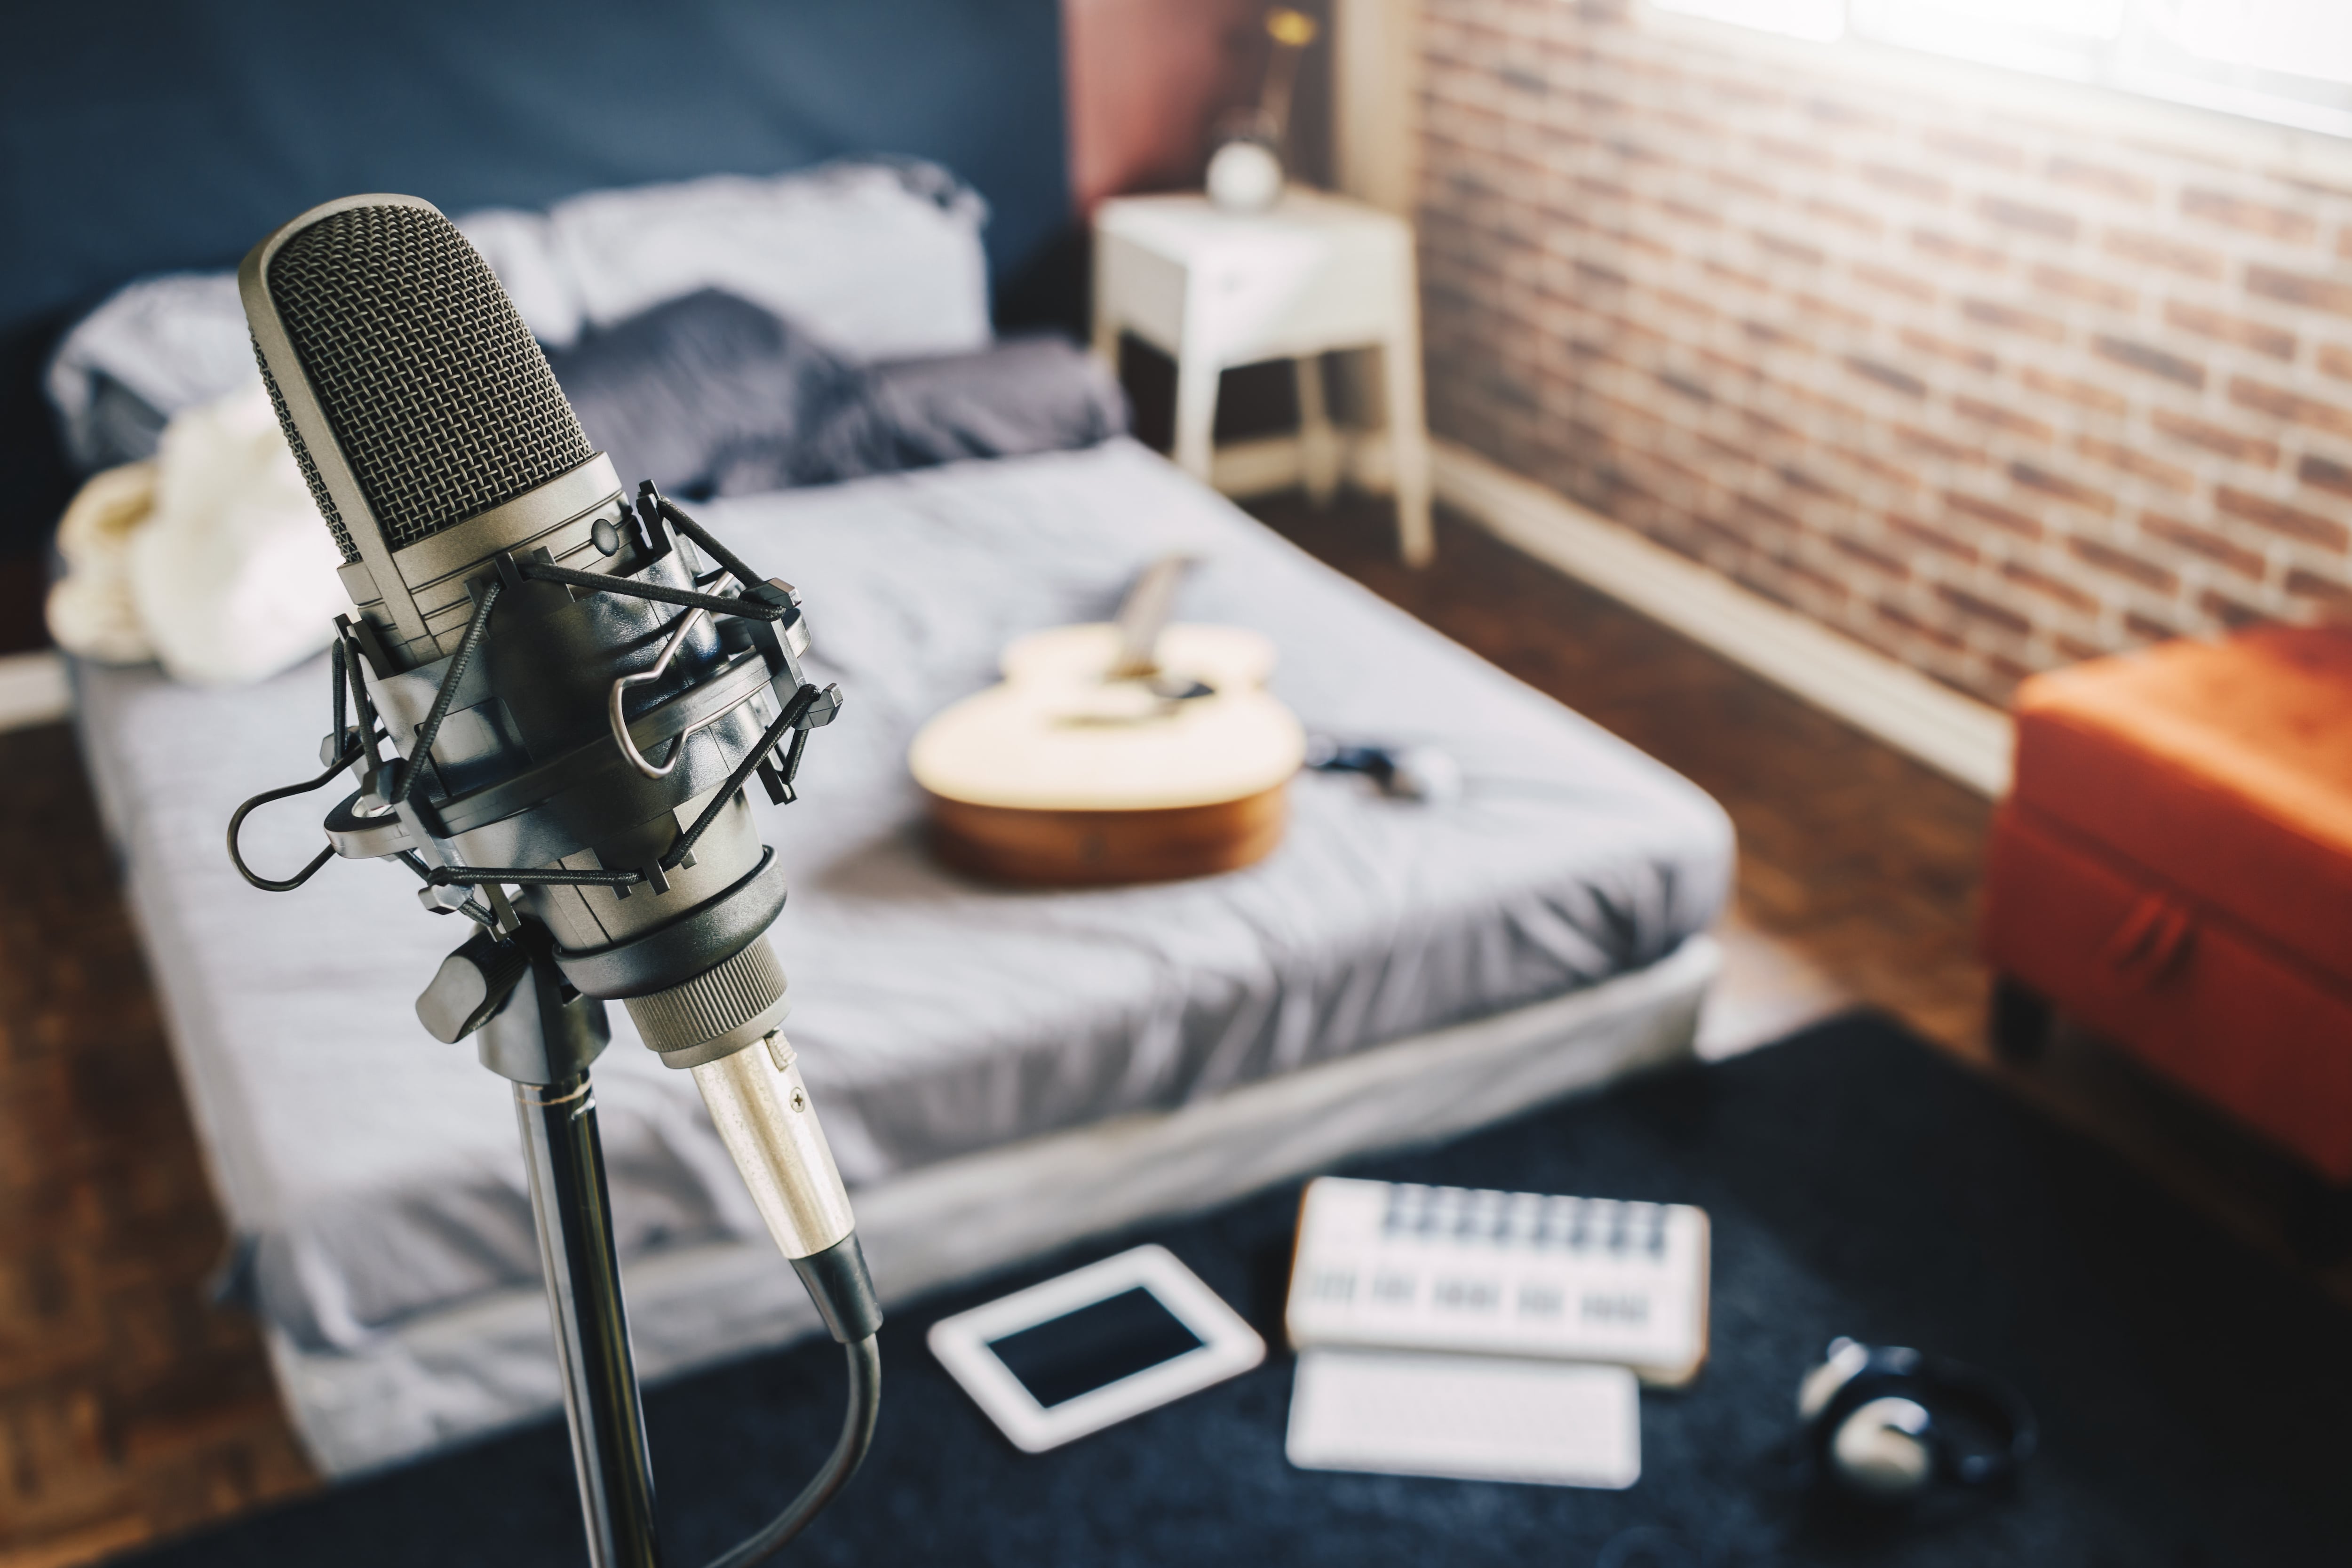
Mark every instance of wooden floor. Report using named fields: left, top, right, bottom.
left=0, top=494, right=2338, bottom=1566
left=0, top=724, right=311, bottom=1567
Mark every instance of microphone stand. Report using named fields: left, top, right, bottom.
left=448, top=912, right=882, bottom=1568
left=475, top=917, right=662, bottom=1568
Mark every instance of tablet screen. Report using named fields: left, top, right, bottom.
left=985, top=1286, right=1206, bottom=1409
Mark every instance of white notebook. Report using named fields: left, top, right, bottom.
left=1284, top=1177, right=1711, bottom=1385
left=1286, top=1348, right=1642, bottom=1489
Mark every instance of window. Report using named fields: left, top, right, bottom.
left=1649, top=0, right=2352, bottom=139
left=1650, top=0, right=1842, bottom=44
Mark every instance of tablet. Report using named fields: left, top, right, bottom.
left=927, top=1244, right=1265, bottom=1453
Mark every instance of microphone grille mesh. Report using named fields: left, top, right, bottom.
left=267, top=203, right=592, bottom=554
left=254, top=339, right=359, bottom=564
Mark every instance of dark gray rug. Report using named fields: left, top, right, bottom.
left=118, top=1011, right=2352, bottom=1566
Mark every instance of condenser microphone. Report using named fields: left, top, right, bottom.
left=232, top=195, right=877, bottom=1565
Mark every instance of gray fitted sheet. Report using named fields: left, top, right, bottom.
left=278, top=938, right=1716, bottom=1475
left=73, top=440, right=1731, bottom=1357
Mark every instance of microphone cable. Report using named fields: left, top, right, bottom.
left=705, top=1334, right=881, bottom=1568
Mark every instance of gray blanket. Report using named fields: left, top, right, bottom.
left=72, top=442, right=1731, bottom=1356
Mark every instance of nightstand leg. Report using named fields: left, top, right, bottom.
left=1383, top=333, right=1434, bottom=566
left=1294, top=355, right=1342, bottom=507
left=1089, top=227, right=1119, bottom=372
left=1173, top=346, right=1220, bottom=484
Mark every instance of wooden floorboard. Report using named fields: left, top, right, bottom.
left=0, top=724, right=315, bottom=1566
left=0, top=491, right=2340, bottom=1564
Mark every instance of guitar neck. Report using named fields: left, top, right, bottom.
left=1108, top=555, right=1197, bottom=679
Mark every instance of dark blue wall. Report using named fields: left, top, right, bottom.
left=1, top=0, right=1071, bottom=553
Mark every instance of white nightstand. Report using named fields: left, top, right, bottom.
left=1092, top=188, right=1434, bottom=566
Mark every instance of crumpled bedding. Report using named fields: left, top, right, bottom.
left=72, top=441, right=1732, bottom=1355
left=46, top=390, right=350, bottom=685
left=46, top=299, right=1122, bottom=688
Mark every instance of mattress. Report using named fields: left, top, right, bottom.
left=276, top=937, right=1716, bottom=1473
left=72, top=440, right=1732, bottom=1403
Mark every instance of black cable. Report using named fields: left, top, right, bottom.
left=702, top=1335, right=880, bottom=1568
left=653, top=492, right=763, bottom=592
left=342, top=628, right=385, bottom=771
left=227, top=741, right=360, bottom=891
left=392, top=579, right=501, bottom=806
left=521, top=561, right=784, bottom=622
left=330, top=638, right=348, bottom=761
left=662, top=684, right=819, bottom=869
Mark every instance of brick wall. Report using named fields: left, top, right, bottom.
left=1417, top=0, right=2352, bottom=703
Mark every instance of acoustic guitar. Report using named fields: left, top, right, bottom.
left=908, top=557, right=1305, bottom=886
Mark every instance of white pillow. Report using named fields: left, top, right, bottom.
left=541, top=160, right=992, bottom=360
left=45, top=159, right=994, bottom=466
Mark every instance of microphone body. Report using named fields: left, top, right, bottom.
left=242, top=195, right=812, bottom=1073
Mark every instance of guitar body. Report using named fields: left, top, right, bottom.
left=924, top=789, right=1289, bottom=887
left=909, top=623, right=1304, bottom=887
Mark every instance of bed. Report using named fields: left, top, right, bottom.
left=72, top=433, right=1728, bottom=1470
left=23, top=0, right=1732, bottom=1480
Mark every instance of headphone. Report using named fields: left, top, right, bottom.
left=1796, top=1338, right=2037, bottom=1503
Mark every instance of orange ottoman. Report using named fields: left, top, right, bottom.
left=1982, top=626, right=2352, bottom=1186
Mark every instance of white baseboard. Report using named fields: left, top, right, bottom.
left=1430, top=441, right=2013, bottom=797
left=0, top=650, right=69, bottom=735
